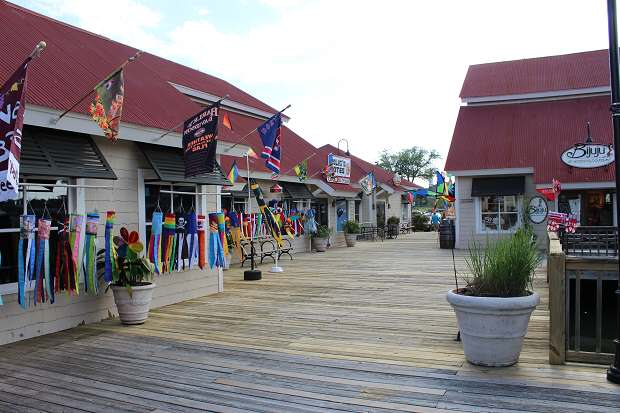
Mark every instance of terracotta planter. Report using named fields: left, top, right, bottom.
left=446, top=289, right=539, bottom=366
left=344, top=233, right=357, bottom=247
left=314, top=237, right=328, bottom=252
left=111, top=283, right=156, bottom=325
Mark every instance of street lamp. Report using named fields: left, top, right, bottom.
left=606, top=0, right=620, bottom=384
left=337, top=138, right=350, bottom=156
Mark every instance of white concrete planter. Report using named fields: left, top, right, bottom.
left=446, top=289, right=540, bottom=367
left=344, top=233, right=357, bottom=247
left=111, top=283, right=156, bottom=325
left=314, top=237, right=328, bottom=252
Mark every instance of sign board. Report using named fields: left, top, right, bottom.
left=561, top=143, right=614, bottom=169
left=182, top=105, right=219, bottom=178
left=326, top=153, right=351, bottom=184
left=527, top=196, right=548, bottom=224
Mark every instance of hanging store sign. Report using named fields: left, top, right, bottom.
left=182, top=104, right=219, bottom=178
left=326, top=153, right=351, bottom=184
left=561, top=143, right=614, bottom=169
left=526, top=196, right=548, bottom=224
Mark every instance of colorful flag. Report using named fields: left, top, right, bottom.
left=247, top=147, right=259, bottom=159
left=89, top=70, right=125, bottom=142
left=249, top=178, right=282, bottom=246
left=227, top=161, right=239, bottom=185
left=182, top=103, right=219, bottom=178
left=222, top=111, right=233, bottom=130
left=258, top=113, right=282, bottom=174
left=0, top=56, right=32, bottom=202
left=293, top=159, right=308, bottom=181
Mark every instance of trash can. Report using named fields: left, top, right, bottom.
left=439, top=219, right=455, bottom=249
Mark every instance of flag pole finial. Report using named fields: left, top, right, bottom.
left=29, top=41, right=46, bottom=59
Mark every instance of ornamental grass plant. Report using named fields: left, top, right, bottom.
left=465, top=227, right=541, bottom=298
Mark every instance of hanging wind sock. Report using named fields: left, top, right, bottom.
left=34, top=218, right=52, bottom=304
left=217, top=212, right=229, bottom=257
left=161, top=213, right=176, bottom=273
left=104, top=211, right=117, bottom=284
left=197, top=215, right=206, bottom=269
left=55, top=215, right=76, bottom=294
left=249, top=179, right=282, bottom=246
left=305, top=208, right=317, bottom=235
left=83, top=213, right=99, bottom=295
left=228, top=212, right=242, bottom=260
left=186, top=212, right=199, bottom=269
left=148, top=212, right=163, bottom=274
left=17, top=215, right=35, bottom=309
left=208, top=213, right=225, bottom=269
left=69, top=214, right=85, bottom=295
left=175, top=214, right=188, bottom=271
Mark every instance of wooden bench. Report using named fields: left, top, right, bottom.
left=400, top=224, right=414, bottom=234
left=240, top=236, right=295, bottom=267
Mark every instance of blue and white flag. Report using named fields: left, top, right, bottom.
left=258, top=113, right=282, bottom=174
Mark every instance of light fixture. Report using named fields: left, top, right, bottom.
left=337, top=138, right=350, bottom=156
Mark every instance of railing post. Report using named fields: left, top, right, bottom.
left=548, top=231, right=566, bottom=365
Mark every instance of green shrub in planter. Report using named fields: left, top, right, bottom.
left=387, top=216, right=400, bottom=226
left=343, top=220, right=360, bottom=234
left=311, top=224, right=332, bottom=239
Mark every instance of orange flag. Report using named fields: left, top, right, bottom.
left=222, top=111, right=233, bottom=130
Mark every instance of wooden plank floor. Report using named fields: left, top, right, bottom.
left=2, top=233, right=620, bottom=412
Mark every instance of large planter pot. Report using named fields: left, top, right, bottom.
left=111, top=283, right=156, bottom=325
left=446, top=289, right=540, bottom=367
left=344, top=233, right=357, bottom=247
left=314, top=237, right=328, bottom=252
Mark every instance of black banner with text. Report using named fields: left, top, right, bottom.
left=182, top=104, right=219, bottom=178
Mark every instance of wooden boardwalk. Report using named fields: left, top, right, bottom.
left=1, top=233, right=620, bottom=412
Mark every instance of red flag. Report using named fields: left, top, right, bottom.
left=0, top=57, right=32, bottom=201
left=222, top=111, right=233, bottom=130
left=536, top=187, right=556, bottom=201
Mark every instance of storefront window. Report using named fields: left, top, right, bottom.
left=355, top=200, right=361, bottom=223
left=311, top=199, right=328, bottom=226
left=0, top=180, right=70, bottom=289
left=144, top=184, right=197, bottom=242
left=477, top=195, right=521, bottom=233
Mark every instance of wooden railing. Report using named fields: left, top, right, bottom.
left=559, top=226, right=618, bottom=257
left=548, top=231, right=617, bottom=365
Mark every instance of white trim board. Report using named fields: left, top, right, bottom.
left=24, top=104, right=251, bottom=158
left=447, top=168, right=534, bottom=177
left=169, top=82, right=290, bottom=122
left=462, top=86, right=610, bottom=105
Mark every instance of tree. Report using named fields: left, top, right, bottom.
left=376, top=146, right=440, bottom=183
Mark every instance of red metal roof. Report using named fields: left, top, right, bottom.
left=445, top=96, right=615, bottom=185
left=460, top=50, right=611, bottom=98
left=0, top=2, right=277, bottom=134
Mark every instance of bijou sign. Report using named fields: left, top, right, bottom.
left=561, top=142, right=614, bottom=169
left=526, top=196, right=548, bottom=224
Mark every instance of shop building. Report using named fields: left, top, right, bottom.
left=446, top=50, right=616, bottom=249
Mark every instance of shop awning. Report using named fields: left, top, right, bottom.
left=280, top=182, right=314, bottom=199
left=226, top=184, right=249, bottom=198
left=139, top=143, right=229, bottom=185
left=471, top=176, right=525, bottom=197
left=21, top=126, right=117, bottom=179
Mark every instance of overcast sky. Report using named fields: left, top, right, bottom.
left=14, top=0, right=615, bottom=171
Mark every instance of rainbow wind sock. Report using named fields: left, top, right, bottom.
left=217, top=212, right=228, bottom=257
left=148, top=212, right=163, bottom=274
left=83, top=213, right=99, bottom=295
left=104, top=211, right=117, bottom=284
left=162, top=213, right=176, bottom=273
left=208, top=213, right=225, bottom=269
left=197, top=215, right=206, bottom=269
left=18, top=215, right=35, bottom=309
left=69, top=214, right=85, bottom=295
left=35, top=218, right=52, bottom=304
left=186, top=212, right=199, bottom=269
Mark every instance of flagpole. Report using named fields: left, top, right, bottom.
left=153, top=94, right=229, bottom=142
left=280, top=152, right=317, bottom=177
left=53, top=51, right=143, bottom=124
left=222, top=104, right=292, bottom=155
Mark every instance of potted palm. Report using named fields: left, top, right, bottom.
left=343, top=220, right=360, bottom=247
left=446, top=227, right=540, bottom=366
left=311, top=224, right=331, bottom=252
left=107, top=228, right=156, bottom=325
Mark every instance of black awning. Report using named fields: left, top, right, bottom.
left=21, top=126, right=116, bottom=179
left=139, top=143, right=229, bottom=185
left=225, top=184, right=249, bottom=198
left=280, top=181, right=314, bottom=199
left=471, top=176, right=525, bottom=197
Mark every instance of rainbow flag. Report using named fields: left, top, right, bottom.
left=227, top=161, right=239, bottom=185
